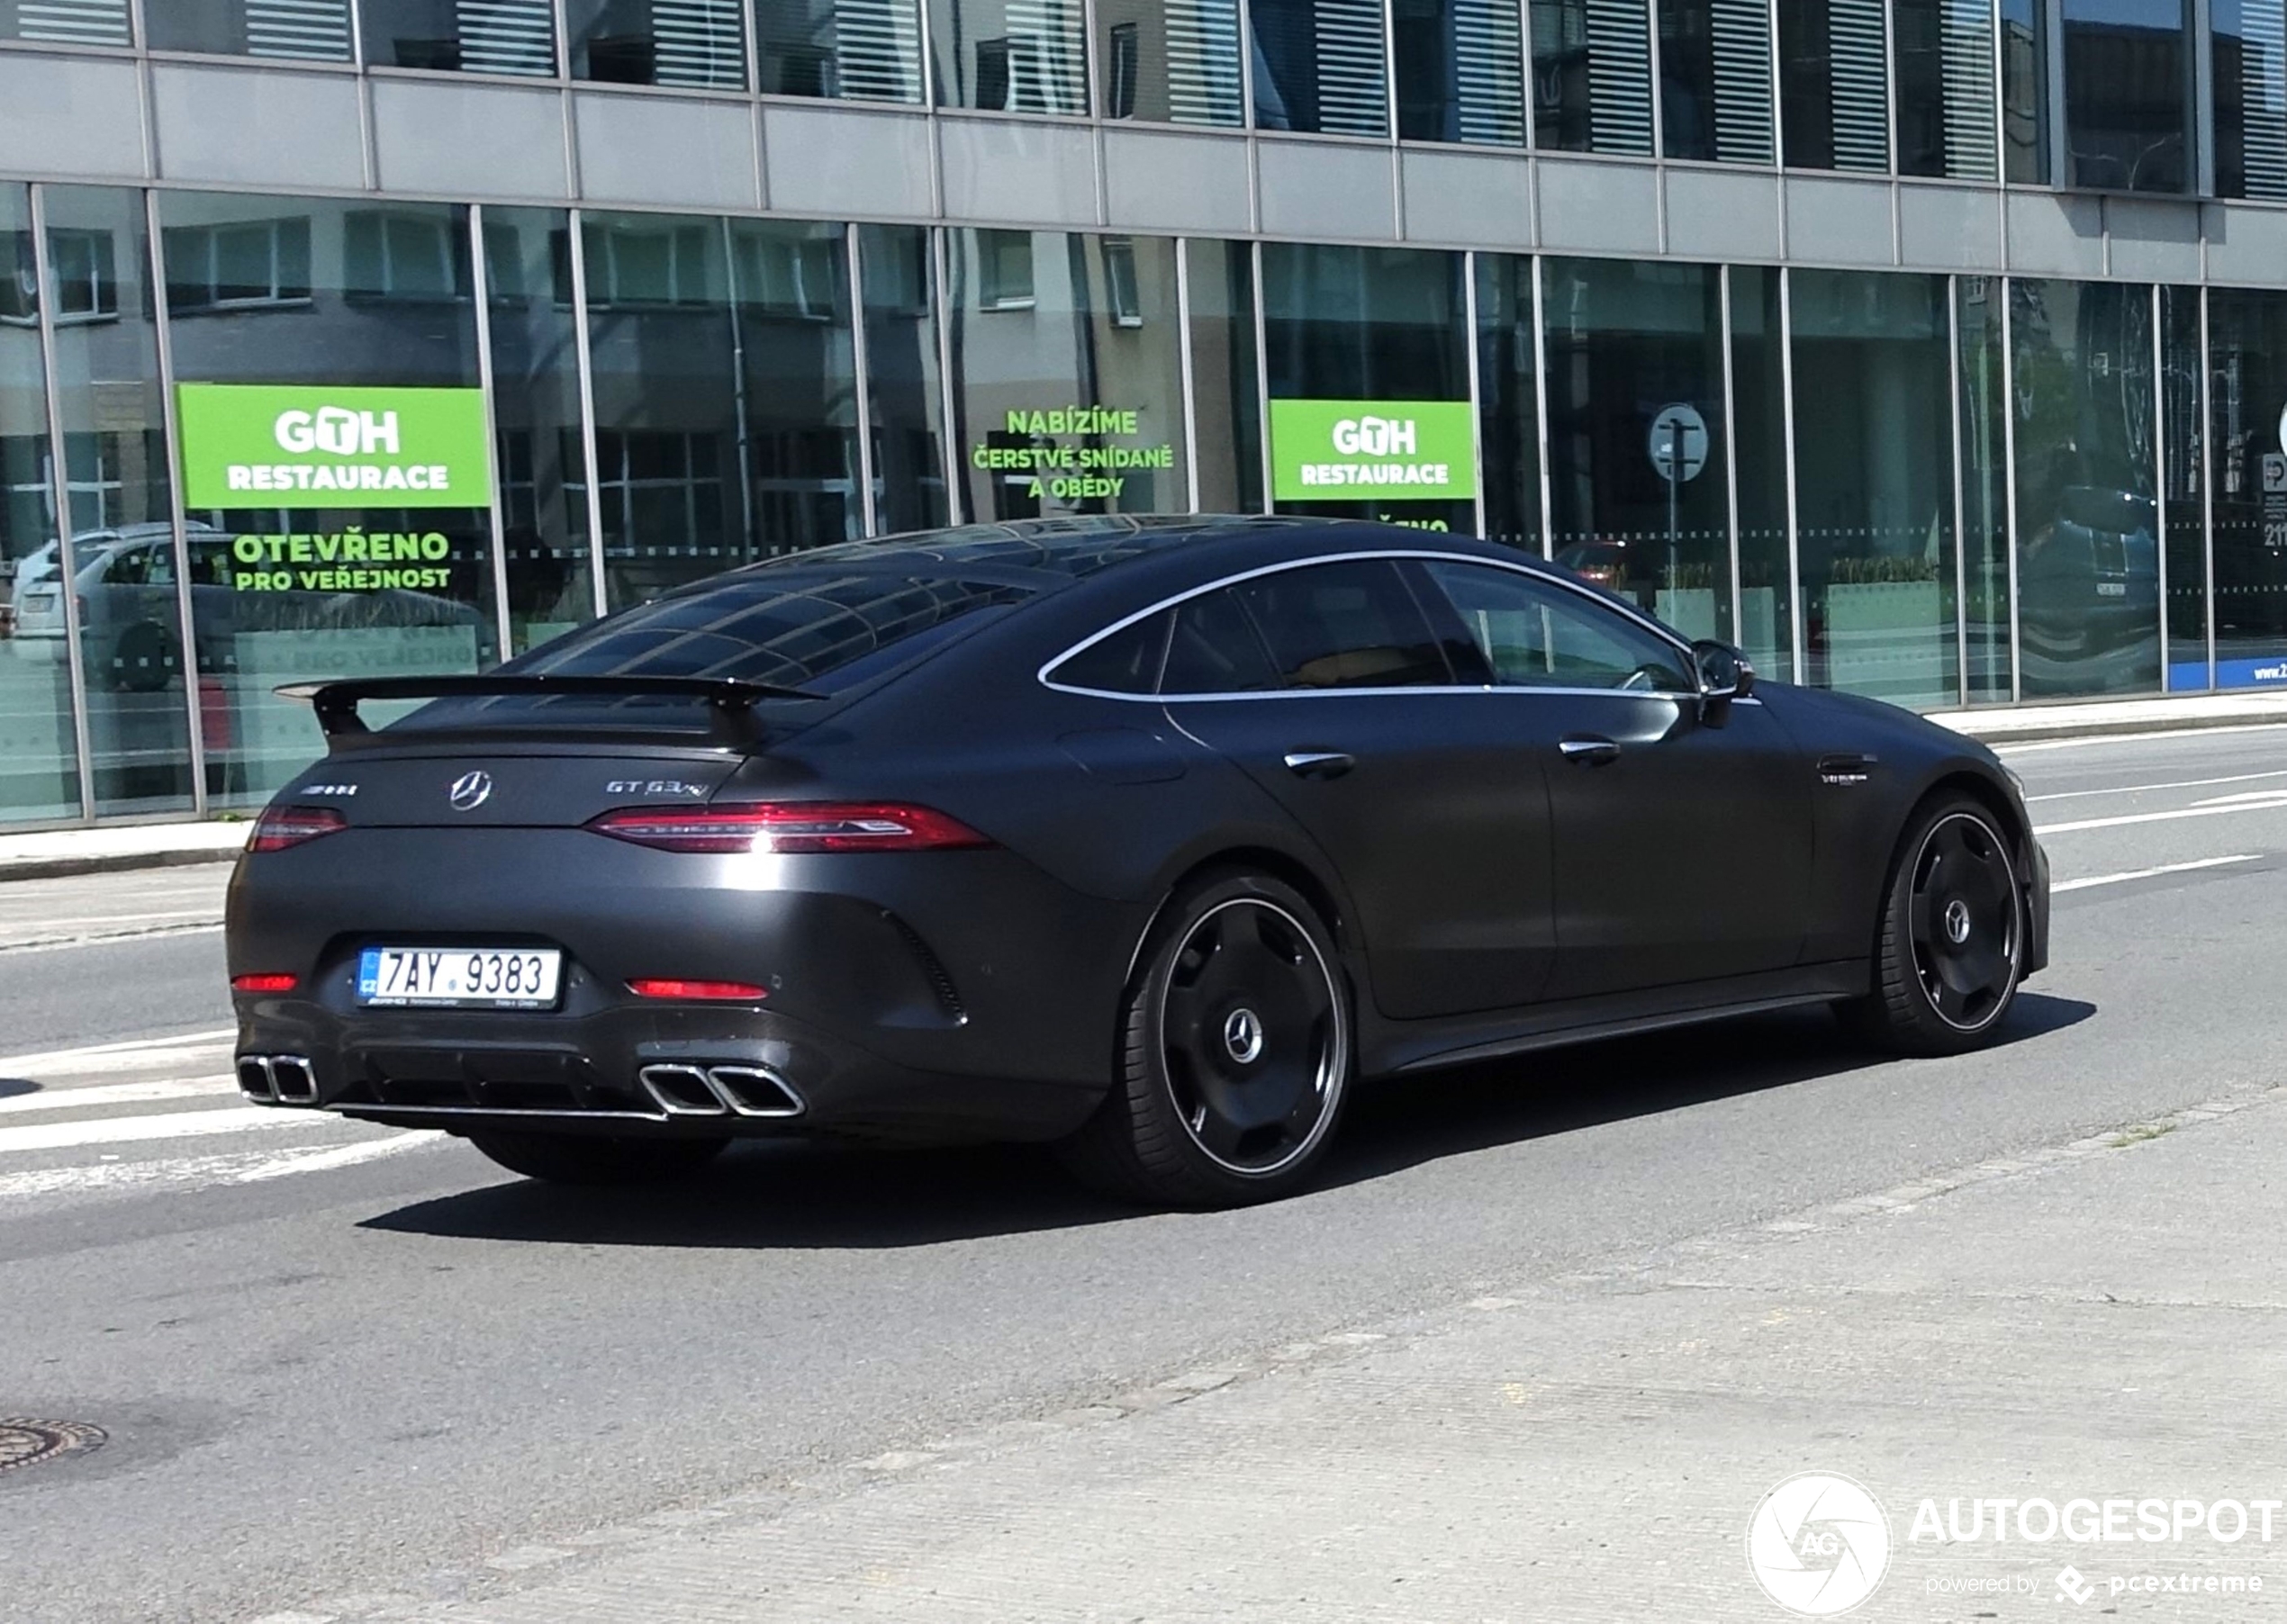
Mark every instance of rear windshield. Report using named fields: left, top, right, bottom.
left=395, top=569, right=1035, bottom=735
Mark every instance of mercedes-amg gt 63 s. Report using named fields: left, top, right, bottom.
left=227, top=517, right=2049, bottom=1207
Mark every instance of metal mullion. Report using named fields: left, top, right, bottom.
left=468, top=203, right=514, bottom=664
left=1518, top=0, right=1536, bottom=149
left=1382, top=0, right=1401, bottom=140
left=1777, top=263, right=1804, bottom=681
left=1531, top=253, right=1553, bottom=555
left=565, top=208, right=609, bottom=620
left=1769, top=0, right=1787, bottom=168
left=740, top=0, right=763, bottom=93
left=934, top=227, right=963, bottom=524
left=1176, top=238, right=1202, bottom=510
left=2200, top=284, right=2216, bottom=687
left=1252, top=238, right=1272, bottom=510
left=29, top=185, right=99, bottom=825
left=1238, top=0, right=1257, bottom=127
left=1721, top=262, right=1742, bottom=643
left=1463, top=252, right=1487, bottom=538
left=145, top=187, right=208, bottom=818
left=2152, top=282, right=2168, bottom=692
left=1999, top=275, right=2021, bottom=701
left=846, top=222, right=881, bottom=536
left=1881, top=0, right=1898, bottom=173
left=1948, top=275, right=1969, bottom=706
left=555, top=0, right=573, bottom=78
left=1990, top=0, right=2007, bottom=181
left=1647, top=0, right=1666, bottom=158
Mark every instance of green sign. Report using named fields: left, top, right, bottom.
left=971, top=405, right=1176, bottom=503
left=1268, top=399, right=1478, bottom=502
left=176, top=383, right=493, bottom=510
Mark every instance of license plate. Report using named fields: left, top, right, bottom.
left=2096, top=582, right=2128, bottom=598
left=357, top=946, right=563, bottom=1009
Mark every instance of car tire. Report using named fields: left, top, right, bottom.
left=1845, top=795, right=2027, bottom=1057
left=1057, top=870, right=1354, bottom=1208
left=112, top=621, right=177, bottom=693
left=465, top=1130, right=730, bottom=1186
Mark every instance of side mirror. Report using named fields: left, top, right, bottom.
left=1692, top=639, right=1755, bottom=725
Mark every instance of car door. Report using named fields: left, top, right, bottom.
left=1414, top=559, right=1812, bottom=1002
left=1161, top=556, right=1557, bottom=1021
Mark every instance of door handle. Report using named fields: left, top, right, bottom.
left=1559, top=735, right=1621, bottom=766
left=1283, top=751, right=1356, bottom=780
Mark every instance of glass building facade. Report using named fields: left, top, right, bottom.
left=0, top=0, right=2281, bottom=826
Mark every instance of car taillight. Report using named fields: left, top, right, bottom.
left=231, top=973, right=299, bottom=994
left=587, top=802, right=992, bottom=854
left=248, top=805, right=348, bottom=853
left=627, top=979, right=767, bottom=1002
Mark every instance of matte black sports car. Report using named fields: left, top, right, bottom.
left=227, top=517, right=2050, bottom=1207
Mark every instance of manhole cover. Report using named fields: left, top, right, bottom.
left=0, top=1419, right=105, bottom=1474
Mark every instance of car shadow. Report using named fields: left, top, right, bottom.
left=358, top=993, right=2095, bottom=1251
left=0, top=1078, right=41, bottom=1101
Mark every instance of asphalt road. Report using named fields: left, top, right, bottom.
left=6, top=723, right=2287, bottom=1622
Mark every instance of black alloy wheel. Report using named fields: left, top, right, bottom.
left=1849, top=798, right=2025, bottom=1055
left=1058, top=871, right=1353, bottom=1207
left=465, top=1130, right=729, bottom=1186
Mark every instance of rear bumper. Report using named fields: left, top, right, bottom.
left=226, top=827, right=1144, bottom=1145
left=233, top=997, right=1103, bottom=1144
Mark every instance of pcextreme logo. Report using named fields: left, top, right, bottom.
left=176, top=383, right=493, bottom=510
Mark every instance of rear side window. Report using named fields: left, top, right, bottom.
left=1228, top=560, right=1452, bottom=690
left=1162, top=590, right=1279, bottom=694
left=1049, top=610, right=1171, bottom=694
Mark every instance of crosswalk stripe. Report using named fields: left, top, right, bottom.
left=0, top=1105, right=310, bottom=1155
left=0, top=1075, right=236, bottom=1116
left=0, top=1027, right=236, bottom=1073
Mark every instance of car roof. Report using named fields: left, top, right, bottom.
left=711, top=515, right=1568, bottom=593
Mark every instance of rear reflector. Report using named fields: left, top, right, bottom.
left=628, top=979, right=768, bottom=1003
left=248, top=805, right=347, bottom=853
left=231, top=973, right=299, bottom=994
left=588, top=802, right=991, bottom=854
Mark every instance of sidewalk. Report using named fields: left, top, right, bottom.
left=270, top=1080, right=2287, bottom=1624
left=7, top=687, right=2287, bottom=884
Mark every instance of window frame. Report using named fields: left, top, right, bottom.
left=1040, top=548, right=1703, bottom=699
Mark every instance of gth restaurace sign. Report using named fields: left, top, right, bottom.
left=175, top=383, right=493, bottom=510
left=1268, top=399, right=1478, bottom=502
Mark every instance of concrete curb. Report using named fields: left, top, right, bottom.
left=1943, top=710, right=2287, bottom=746
left=0, top=845, right=242, bottom=884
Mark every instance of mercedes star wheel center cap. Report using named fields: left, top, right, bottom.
left=1223, top=1007, right=1265, bottom=1065
left=1944, top=898, right=1973, bottom=946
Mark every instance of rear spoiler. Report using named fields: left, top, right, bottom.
left=275, top=674, right=823, bottom=751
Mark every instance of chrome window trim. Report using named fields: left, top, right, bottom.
left=1036, top=548, right=1706, bottom=703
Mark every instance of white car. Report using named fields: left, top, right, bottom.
left=12, top=523, right=492, bottom=690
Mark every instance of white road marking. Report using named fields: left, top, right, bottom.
left=2053, top=854, right=2261, bottom=893
left=0, top=1075, right=235, bottom=1116
left=0, top=1132, right=433, bottom=1201
left=2, top=923, right=225, bottom=954
left=2038, top=799, right=2287, bottom=835
left=2026, top=768, right=2287, bottom=803
left=231, top=1132, right=433, bottom=1183
left=0, top=1105, right=308, bottom=1155
left=0, top=1027, right=234, bottom=1072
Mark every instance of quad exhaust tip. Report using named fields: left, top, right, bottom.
left=637, top=1063, right=805, bottom=1120
left=238, top=1054, right=318, bottom=1105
